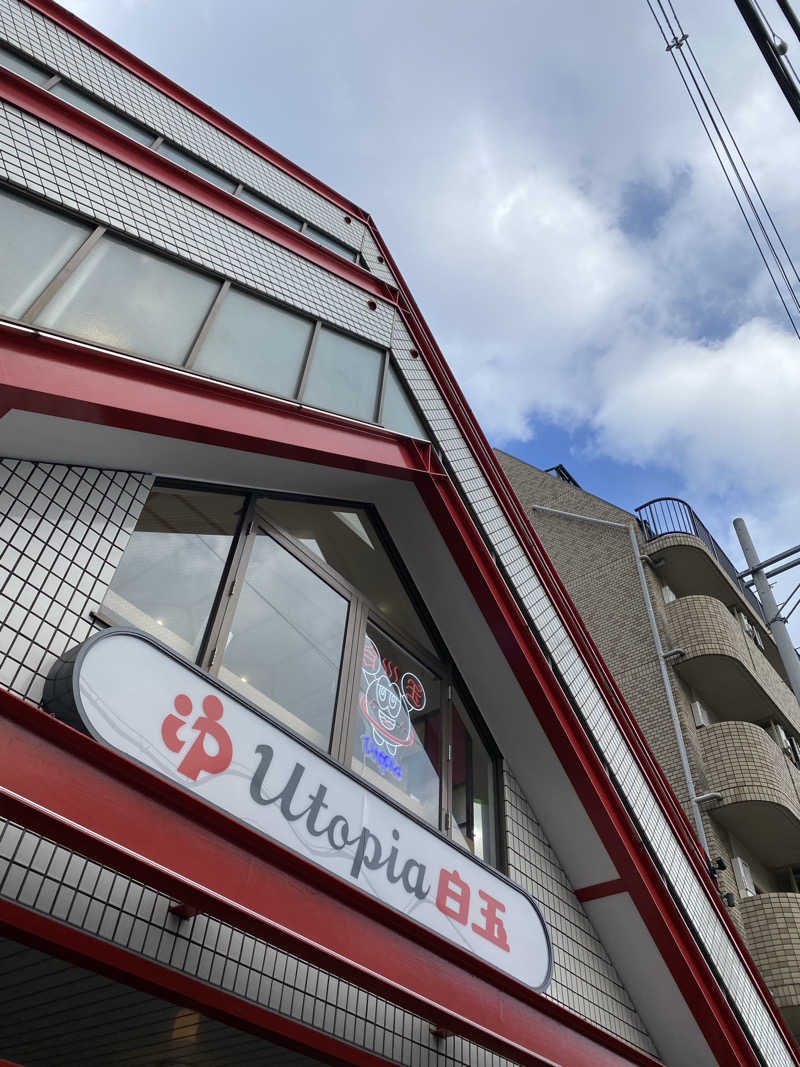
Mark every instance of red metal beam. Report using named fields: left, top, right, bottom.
left=0, top=328, right=786, bottom=1064
left=0, top=67, right=393, bottom=303
left=0, top=3, right=793, bottom=1059
left=0, top=897, right=392, bottom=1067
left=0, top=323, right=434, bottom=481
left=576, top=880, right=628, bottom=904
left=0, top=690, right=659, bottom=1067
left=20, top=0, right=369, bottom=223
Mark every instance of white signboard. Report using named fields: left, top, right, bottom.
left=48, top=629, right=552, bottom=992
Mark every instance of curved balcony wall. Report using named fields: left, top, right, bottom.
left=698, top=721, right=800, bottom=867
left=667, top=596, right=800, bottom=736
left=740, top=893, right=800, bottom=1035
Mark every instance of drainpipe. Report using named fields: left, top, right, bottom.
left=528, top=502, right=711, bottom=856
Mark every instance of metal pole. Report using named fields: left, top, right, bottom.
left=734, top=517, right=800, bottom=704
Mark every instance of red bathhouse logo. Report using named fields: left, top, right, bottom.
left=161, top=693, right=233, bottom=780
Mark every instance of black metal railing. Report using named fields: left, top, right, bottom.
left=635, top=497, right=766, bottom=622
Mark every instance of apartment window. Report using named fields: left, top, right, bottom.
left=238, top=187, right=303, bottom=230
left=50, top=80, right=154, bottom=144
left=731, top=856, right=756, bottom=898
left=158, top=141, right=238, bottom=193
left=99, top=485, right=500, bottom=864
left=660, top=579, right=677, bottom=604
left=0, top=42, right=51, bottom=85
left=1, top=185, right=426, bottom=438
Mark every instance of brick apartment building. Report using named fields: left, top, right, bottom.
left=0, top=1, right=799, bottom=1064
left=497, top=449, right=800, bottom=1042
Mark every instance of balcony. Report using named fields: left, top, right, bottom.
left=666, top=596, right=800, bottom=736
left=697, top=721, right=800, bottom=867
left=740, top=893, right=800, bottom=1035
left=635, top=499, right=779, bottom=667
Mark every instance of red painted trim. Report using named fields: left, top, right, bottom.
left=20, top=0, right=368, bottom=223
left=0, top=692, right=661, bottom=1067
left=0, top=67, right=393, bottom=303
left=365, top=216, right=800, bottom=1063
left=0, top=898, right=392, bottom=1067
left=576, top=879, right=627, bottom=904
left=0, top=2, right=792, bottom=1057
left=0, top=328, right=790, bottom=1064
left=0, top=323, right=434, bottom=480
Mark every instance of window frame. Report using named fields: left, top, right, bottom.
left=96, top=479, right=503, bottom=865
left=1, top=185, right=425, bottom=438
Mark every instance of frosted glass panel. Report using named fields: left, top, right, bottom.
left=382, top=364, right=427, bottom=439
left=50, top=81, right=153, bottom=144
left=239, top=188, right=302, bottom=230
left=303, top=328, right=383, bottom=421
left=0, top=43, right=50, bottom=85
left=35, top=235, right=220, bottom=365
left=192, top=287, right=313, bottom=397
left=305, top=225, right=358, bottom=261
left=159, top=142, right=237, bottom=192
left=0, top=188, right=91, bottom=318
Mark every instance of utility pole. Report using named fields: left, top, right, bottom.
left=734, top=517, right=800, bottom=704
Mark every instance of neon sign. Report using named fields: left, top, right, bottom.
left=358, top=634, right=426, bottom=777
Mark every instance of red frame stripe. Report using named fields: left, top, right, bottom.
left=0, top=2, right=797, bottom=1053
left=0, top=690, right=660, bottom=1067
left=576, top=879, right=627, bottom=904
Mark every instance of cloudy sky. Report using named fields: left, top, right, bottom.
left=64, top=0, right=800, bottom=639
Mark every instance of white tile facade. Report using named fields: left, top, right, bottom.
left=0, top=1, right=795, bottom=1063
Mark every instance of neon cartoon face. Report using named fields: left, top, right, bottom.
left=358, top=635, right=425, bottom=765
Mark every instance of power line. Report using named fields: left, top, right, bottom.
left=643, top=0, right=800, bottom=338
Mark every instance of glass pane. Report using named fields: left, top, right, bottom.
left=0, top=43, right=50, bottom=85
left=305, top=225, right=358, bottom=261
left=0, top=188, right=91, bottom=319
left=158, top=142, right=237, bottom=193
left=257, top=498, right=433, bottom=650
left=192, top=287, right=313, bottom=398
left=35, top=235, right=220, bottom=365
left=350, top=625, right=441, bottom=826
left=101, top=488, right=243, bottom=660
left=218, top=530, right=348, bottom=750
left=303, top=327, right=383, bottom=422
left=382, top=364, right=427, bottom=439
left=452, top=693, right=497, bottom=866
left=50, top=81, right=153, bottom=144
left=238, top=188, right=302, bottom=230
